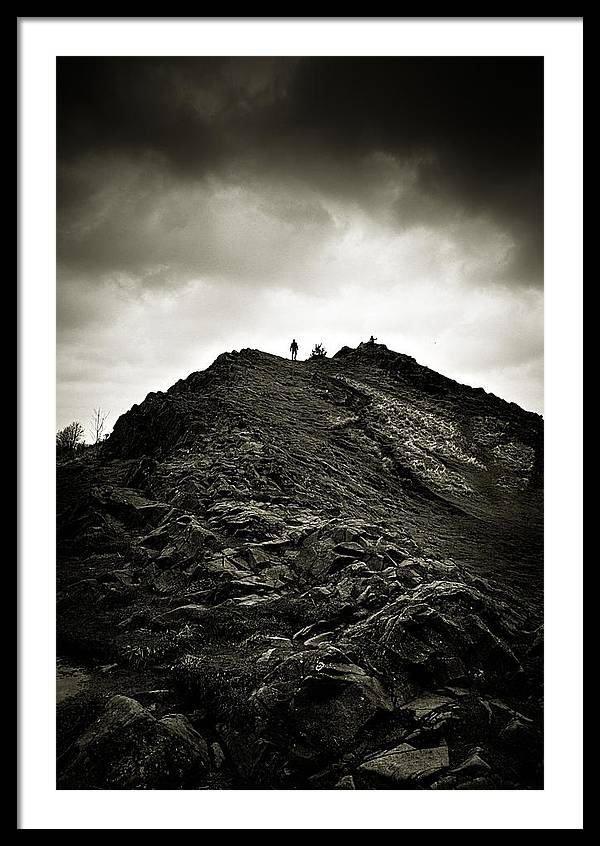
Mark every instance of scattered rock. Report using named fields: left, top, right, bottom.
left=57, top=344, right=543, bottom=790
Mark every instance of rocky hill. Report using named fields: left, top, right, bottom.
left=56, top=343, right=543, bottom=790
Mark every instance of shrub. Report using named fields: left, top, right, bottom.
left=56, top=421, right=85, bottom=456
left=309, top=342, right=327, bottom=359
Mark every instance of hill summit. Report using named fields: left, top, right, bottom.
left=57, top=343, right=543, bottom=790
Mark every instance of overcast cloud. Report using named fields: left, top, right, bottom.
left=57, top=57, right=543, bottom=436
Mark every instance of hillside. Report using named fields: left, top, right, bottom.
left=56, top=343, right=543, bottom=790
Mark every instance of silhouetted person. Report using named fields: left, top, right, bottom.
left=290, top=339, right=298, bottom=361
left=369, top=335, right=377, bottom=344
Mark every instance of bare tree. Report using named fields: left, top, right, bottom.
left=90, top=407, right=110, bottom=444
left=56, top=421, right=85, bottom=455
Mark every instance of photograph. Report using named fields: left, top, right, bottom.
left=17, top=16, right=583, bottom=830
left=55, top=54, right=545, bottom=791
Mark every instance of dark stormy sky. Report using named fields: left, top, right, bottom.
left=57, top=57, right=543, bottom=434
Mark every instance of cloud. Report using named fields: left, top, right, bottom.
left=57, top=265, right=544, bottom=436
left=56, top=57, right=544, bottom=433
left=58, top=57, right=543, bottom=283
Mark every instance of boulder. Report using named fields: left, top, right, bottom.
left=295, top=530, right=336, bottom=580
left=330, top=555, right=360, bottom=574
left=399, top=693, right=456, bottom=719
left=345, top=574, right=523, bottom=689
left=91, top=486, right=169, bottom=527
left=451, top=747, right=492, bottom=776
left=244, top=646, right=393, bottom=775
left=59, top=695, right=210, bottom=789
left=125, top=457, right=157, bottom=491
left=293, top=620, right=334, bottom=642
left=259, top=564, right=294, bottom=586
left=335, top=774, right=356, bottom=789
left=141, top=515, right=217, bottom=565
left=151, top=568, right=187, bottom=595
left=304, top=632, right=336, bottom=647
left=207, top=501, right=286, bottom=541
left=333, top=541, right=365, bottom=559
left=499, top=717, right=539, bottom=748
left=357, top=742, right=449, bottom=786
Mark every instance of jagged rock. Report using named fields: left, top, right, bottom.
left=255, top=643, right=296, bottom=671
left=304, top=632, right=335, bottom=647
left=331, top=555, right=359, bottom=574
left=151, top=569, right=187, bottom=594
left=454, top=775, right=500, bottom=790
left=487, top=698, right=534, bottom=729
left=335, top=774, right=356, bottom=789
left=141, top=515, right=217, bottom=565
left=389, top=674, right=421, bottom=707
left=293, top=620, right=334, bottom=642
left=411, top=693, right=495, bottom=744
left=451, top=747, right=492, bottom=776
left=157, top=603, right=210, bottom=625
left=432, top=655, right=468, bottom=684
left=499, top=717, right=539, bottom=748
left=242, top=646, right=393, bottom=775
left=207, top=502, right=286, bottom=541
left=125, top=457, right=157, bottom=491
left=295, top=530, right=336, bottom=580
left=431, top=771, right=500, bottom=790
left=211, top=741, right=226, bottom=770
left=399, top=693, right=456, bottom=719
left=243, top=542, right=287, bottom=568
left=344, top=574, right=523, bottom=690
left=528, top=625, right=544, bottom=657
left=91, top=486, right=169, bottom=526
left=59, top=695, right=210, bottom=789
left=259, top=564, right=294, bottom=586
left=108, top=569, right=134, bottom=586
left=235, top=593, right=276, bottom=606
left=202, top=553, right=253, bottom=579
left=215, top=720, right=283, bottom=785
left=381, top=545, right=410, bottom=566
left=57, top=344, right=543, bottom=790
left=333, top=541, right=365, bottom=558
left=357, top=742, right=449, bottom=786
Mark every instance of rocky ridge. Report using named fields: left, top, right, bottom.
left=57, top=343, right=543, bottom=789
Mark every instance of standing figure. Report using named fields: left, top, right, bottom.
left=290, top=339, right=299, bottom=361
